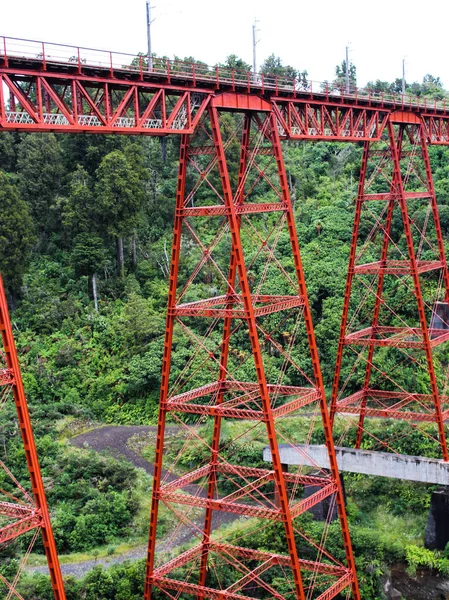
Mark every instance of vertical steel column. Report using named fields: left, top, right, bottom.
left=208, top=105, right=306, bottom=599
left=146, top=104, right=360, bottom=600
left=355, top=130, right=404, bottom=448
left=0, top=276, right=66, bottom=600
left=197, top=114, right=252, bottom=594
left=331, top=119, right=449, bottom=461
left=144, top=135, right=190, bottom=599
left=419, top=124, right=449, bottom=304
left=388, top=121, right=448, bottom=461
left=269, top=112, right=360, bottom=600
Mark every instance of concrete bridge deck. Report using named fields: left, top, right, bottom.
left=263, top=445, right=449, bottom=485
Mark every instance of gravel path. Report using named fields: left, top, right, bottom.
left=71, top=425, right=160, bottom=475
left=29, top=425, right=238, bottom=578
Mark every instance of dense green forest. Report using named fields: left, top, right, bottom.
left=2, top=54, right=449, bottom=599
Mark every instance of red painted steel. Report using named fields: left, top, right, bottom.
left=330, top=118, right=449, bottom=461
left=5, top=32, right=449, bottom=600
left=0, top=275, right=66, bottom=599
left=2, top=36, right=449, bottom=141
left=143, top=105, right=359, bottom=599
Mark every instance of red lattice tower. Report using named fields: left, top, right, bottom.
left=144, top=97, right=360, bottom=600
left=0, top=276, right=66, bottom=599
left=330, top=113, right=449, bottom=461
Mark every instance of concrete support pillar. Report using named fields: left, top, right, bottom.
left=303, top=472, right=346, bottom=522
left=425, top=488, right=449, bottom=550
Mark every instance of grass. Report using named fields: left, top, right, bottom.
left=368, top=505, right=426, bottom=547
left=56, top=416, right=104, bottom=440
left=28, top=539, right=147, bottom=566
left=32, top=416, right=434, bottom=577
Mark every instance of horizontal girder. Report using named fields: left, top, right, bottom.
left=0, top=512, right=42, bottom=545
left=333, top=389, right=449, bottom=422
left=343, top=326, right=449, bottom=348
left=165, top=380, right=319, bottom=419
left=151, top=541, right=348, bottom=579
left=2, top=36, right=449, bottom=141
left=149, top=542, right=352, bottom=600
left=0, top=501, right=35, bottom=518
left=265, top=444, right=449, bottom=484
left=353, top=260, right=444, bottom=275
left=174, top=294, right=304, bottom=318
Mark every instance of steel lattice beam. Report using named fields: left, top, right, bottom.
left=142, top=103, right=360, bottom=600
left=2, top=36, right=449, bottom=142
left=0, top=276, right=66, bottom=599
left=330, top=118, right=449, bottom=461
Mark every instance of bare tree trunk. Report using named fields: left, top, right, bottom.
left=117, top=237, right=125, bottom=278
left=160, top=136, right=166, bottom=164
left=92, top=273, right=99, bottom=312
left=131, top=233, right=137, bottom=270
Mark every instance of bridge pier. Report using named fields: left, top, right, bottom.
left=273, top=461, right=346, bottom=521
left=265, top=445, right=449, bottom=535
left=303, top=472, right=343, bottom=522
left=425, top=488, right=449, bottom=550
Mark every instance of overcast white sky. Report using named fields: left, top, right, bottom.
left=2, top=0, right=448, bottom=87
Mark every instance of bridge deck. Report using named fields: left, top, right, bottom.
left=2, top=36, right=449, bottom=142
left=1, top=35, right=448, bottom=115
left=263, top=445, right=449, bottom=485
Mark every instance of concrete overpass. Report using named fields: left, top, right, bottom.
left=263, top=444, right=449, bottom=485
left=263, top=444, right=449, bottom=550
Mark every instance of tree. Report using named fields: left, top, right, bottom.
left=365, top=79, right=391, bottom=93
left=61, top=165, right=96, bottom=234
left=60, top=165, right=108, bottom=310
left=173, top=55, right=209, bottom=76
left=417, top=74, right=445, bottom=100
left=333, top=60, right=357, bottom=91
left=121, top=292, right=165, bottom=353
left=0, top=132, right=18, bottom=173
left=0, top=171, right=34, bottom=300
left=16, top=133, right=64, bottom=240
left=59, top=133, right=126, bottom=177
left=260, top=54, right=307, bottom=82
left=218, top=55, right=251, bottom=74
left=71, top=233, right=107, bottom=311
left=95, top=147, right=147, bottom=277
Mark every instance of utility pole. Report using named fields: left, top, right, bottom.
left=146, top=2, right=166, bottom=161
left=146, top=1, right=155, bottom=71
left=345, top=45, right=350, bottom=94
left=252, top=18, right=260, bottom=75
left=402, top=58, right=406, bottom=95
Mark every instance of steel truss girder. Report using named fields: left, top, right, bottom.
left=144, top=107, right=360, bottom=600
left=330, top=117, right=449, bottom=460
left=3, top=36, right=449, bottom=142
left=0, top=276, right=66, bottom=599
left=423, top=115, right=449, bottom=144
left=0, top=71, right=211, bottom=135
left=0, top=67, right=446, bottom=144
left=273, top=100, right=390, bottom=141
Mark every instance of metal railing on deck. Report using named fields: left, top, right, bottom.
left=0, top=35, right=448, bottom=114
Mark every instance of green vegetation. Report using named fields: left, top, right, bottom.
left=1, top=56, right=449, bottom=598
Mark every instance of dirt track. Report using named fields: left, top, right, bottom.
left=72, top=425, right=163, bottom=477
left=29, top=424, right=238, bottom=578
